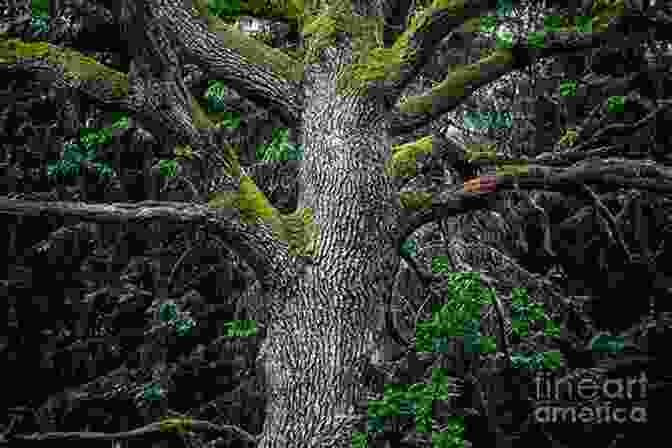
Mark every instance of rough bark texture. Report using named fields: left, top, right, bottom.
left=254, top=37, right=404, bottom=445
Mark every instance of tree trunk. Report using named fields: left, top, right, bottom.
left=255, top=40, right=403, bottom=446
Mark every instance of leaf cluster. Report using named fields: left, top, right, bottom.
left=256, top=127, right=303, bottom=161
left=46, top=116, right=128, bottom=180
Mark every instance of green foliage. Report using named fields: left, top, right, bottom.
left=463, top=110, right=512, bottom=130
left=416, top=272, right=496, bottom=353
left=223, top=319, right=258, bottom=336
left=416, top=269, right=563, bottom=371
left=110, top=113, right=130, bottom=129
left=207, top=0, right=240, bottom=17
left=155, top=159, right=178, bottom=177
left=159, top=301, right=178, bottom=322
left=587, top=332, right=625, bottom=353
left=351, top=430, right=367, bottom=448
left=157, top=300, right=195, bottom=336
left=205, top=81, right=230, bottom=113
left=431, top=255, right=450, bottom=273
left=256, top=127, right=304, bottom=161
left=432, top=417, right=467, bottom=448
left=46, top=140, right=115, bottom=179
left=31, top=0, right=50, bottom=17
left=366, top=370, right=458, bottom=439
left=172, top=317, right=196, bottom=336
left=399, top=239, right=417, bottom=258
left=509, top=350, right=562, bottom=370
left=29, top=16, right=50, bottom=36
left=219, top=111, right=241, bottom=128
left=47, top=115, right=128, bottom=181
left=140, top=382, right=166, bottom=402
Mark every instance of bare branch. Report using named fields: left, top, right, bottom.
left=580, top=184, right=633, bottom=262
left=1, top=418, right=258, bottom=446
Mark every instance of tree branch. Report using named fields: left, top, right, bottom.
left=0, top=197, right=294, bottom=292
left=388, top=6, right=623, bottom=136
left=383, top=0, right=500, bottom=105
left=1, top=418, right=258, bottom=446
left=397, top=158, right=672, bottom=240
left=159, top=0, right=303, bottom=127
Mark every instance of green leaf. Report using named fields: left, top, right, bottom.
left=159, top=301, right=178, bottom=322
left=111, top=118, right=129, bottom=130
left=587, top=332, right=625, bottom=353
left=544, top=320, right=561, bottom=337
left=93, top=162, right=114, bottom=177
left=208, top=0, right=240, bottom=16
left=157, top=159, right=178, bottom=177
left=431, top=255, right=450, bottom=273
left=541, top=350, right=563, bottom=369
left=400, top=239, right=417, bottom=257
left=142, top=383, right=165, bottom=401
left=174, top=318, right=194, bottom=336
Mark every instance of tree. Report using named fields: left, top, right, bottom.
left=1, top=0, right=672, bottom=447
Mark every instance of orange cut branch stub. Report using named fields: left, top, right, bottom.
left=463, top=175, right=496, bottom=193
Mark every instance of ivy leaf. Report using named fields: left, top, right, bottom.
left=399, top=239, right=417, bottom=258
left=158, top=301, right=178, bottom=322
left=93, top=162, right=114, bottom=177
left=141, top=383, right=165, bottom=401
left=111, top=117, right=129, bottom=129
left=587, top=332, right=625, bottom=353
left=208, top=0, right=239, bottom=17
left=156, top=159, right=178, bottom=177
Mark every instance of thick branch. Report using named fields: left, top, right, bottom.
left=383, top=0, right=499, bottom=103
left=388, top=7, right=622, bottom=136
left=156, top=0, right=303, bottom=127
left=398, top=158, right=672, bottom=240
left=0, top=198, right=294, bottom=292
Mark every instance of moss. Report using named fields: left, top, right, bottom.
left=191, top=98, right=215, bottom=129
left=385, top=135, right=433, bottom=178
left=589, top=0, right=624, bottom=33
left=399, top=191, right=433, bottom=209
left=339, top=0, right=479, bottom=92
left=0, top=39, right=50, bottom=61
left=0, top=39, right=129, bottom=97
left=238, top=175, right=280, bottom=223
left=464, top=142, right=496, bottom=162
left=207, top=18, right=305, bottom=82
left=398, top=49, right=514, bottom=115
left=208, top=176, right=320, bottom=257
left=239, top=0, right=303, bottom=19
left=275, top=207, right=321, bottom=257
left=495, top=161, right=529, bottom=176
left=207, top=190, right=239, bottom=209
